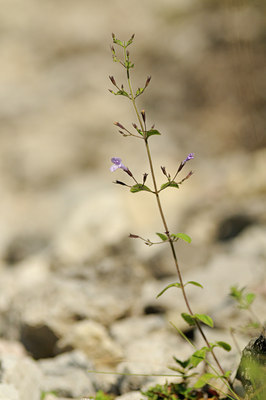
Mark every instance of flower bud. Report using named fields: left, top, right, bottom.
left=114, top=122, right=125, bottom=130
left=141, top=110, right=146, bottom=123
left=161, top=166, right=167, bottom=177
left=129, top=233, right=139, bottom=239
left=143, top=173, right=148, bottom=184
left=125, top=168, right=133, bottom=177
left=184, top=171, right=193, bottom=180
left=145, top=76, right=152, bottom=88
left=115, top=180, right=127, bottom=186
left=109, top=75, right=117, bottom=86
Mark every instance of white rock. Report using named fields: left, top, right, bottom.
left=0, top=384, right=19, bottom=400
left=117, top=328, right=191, bottom=393
left=1, top=355, right=42, bottom=400
left=58, top=320, right=123, bottom=368
left=111, top=315, right=165, bottom=347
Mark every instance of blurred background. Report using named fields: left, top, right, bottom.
left=0, top=0, right=265, bottom=398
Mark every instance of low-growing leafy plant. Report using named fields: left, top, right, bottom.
left=141, top=381, right=221, bottom=400
left=230, top=285, right=262, bottom=329
left=94, top=390, right=115, bottom=400
left=108, top=33, right=250, bottom=399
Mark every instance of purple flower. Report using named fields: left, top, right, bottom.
left=177, top=152, right=195, bottom=173
left=110, top=157, right=128, bottom=172
left=183, top=153, right=194, bottom=164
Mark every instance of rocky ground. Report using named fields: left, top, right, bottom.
left=0, top=1, right=265, bottom=399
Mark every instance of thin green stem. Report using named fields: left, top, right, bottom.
left=124, top=48, right=228, bottom=382
left=144, top=137, right=226, bottom=379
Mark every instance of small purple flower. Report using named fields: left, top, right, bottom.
left=110, top=157, right=128, bottom=172
left=183, top=153, right=194, bottom=165
left=177, top=153, right=195, bottom=173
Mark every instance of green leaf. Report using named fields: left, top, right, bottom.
left=125, top=61, right=134, bottom=69
left=223, top=370, right=232, bottom=379
left=126, top=35, right=135, bottom=47
left=156, top=282, right=181, bottom=299
left=194, top=373, right=216, bottom=388
left=194, top=313, right=214, bottom=328
left=130, top=184, right=151, bottom=193
left=113, top=38, right=124, bottom=46
left=114, top=90, right=130, bottom=98
left=185, top=281, right=203, bottom=289
left=216, top=341, right=231, bottom=352
left=135, top=87, right=144, bottom=97
left=171, top=233, right=192, bottom=243
left=146, top=129, right=161, bottom=138
left=173, top=356, right=191, bottom=369
left=181, top=312, right=196, bottom=326
left=190, top=348, right=208, bottom=367
left=245, top=293, right=255, bottom=305
left=160, top=181, right=179, bottom=190
left=156, top=232, right=168, bottom=241
left=135, top=128, right=143, bottom=136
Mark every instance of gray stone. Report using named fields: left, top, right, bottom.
left=38, top=350, right=95, bottom=399
left=110, top=315, right=166, bottom=347
left=0, top=354, right=42, bottom=400
left=57, top=321, right=123, bottom=368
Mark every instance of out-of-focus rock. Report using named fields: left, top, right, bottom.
left=38, top=350, right=95, bottom=399
left=57, top=320, right=123, bottom=368
left=0, top=384, right=19, bottom=400
left=0, top=354, right=42, bottom=400
left=115, top=392, right=142, bottom=400
left=110, top=315, right=165, bottom=347
left=117, top=329, right=191, bottom=393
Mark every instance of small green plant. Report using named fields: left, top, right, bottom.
left=141, top=381, right=220, bottom=400
left=94, top=390, right=115, bottom=400
left=230, top=285, right=261, bottom=329
left=41, top=391, right=58, bottom=400
left=108, top=33, right=241, bottom=399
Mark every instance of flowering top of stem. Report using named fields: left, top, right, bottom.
left=182, top=153, right=195, bottom=165
left=110, top=157, right=128, bottom=172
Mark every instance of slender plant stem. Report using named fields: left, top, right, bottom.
left=125, top=58, right=227, bottom=380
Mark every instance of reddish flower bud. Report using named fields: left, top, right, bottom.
left=145, top=76, right=152, bottom=88
left=161, top=166, right=167, bottom=177
left=141, top=110, right=146, bottom=123
left=143, top=173, right=148, bottom=184
left=125, top=168, right=133, bottom=177
left=129, top=233, right=139, bottom=239
left=109, top=75, right=117, bottom=86
left=115, top=180, right=127, bottom=186
left=114, top=122, right=125, bottom=130
left=185, top=171, right=193, bottom=180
